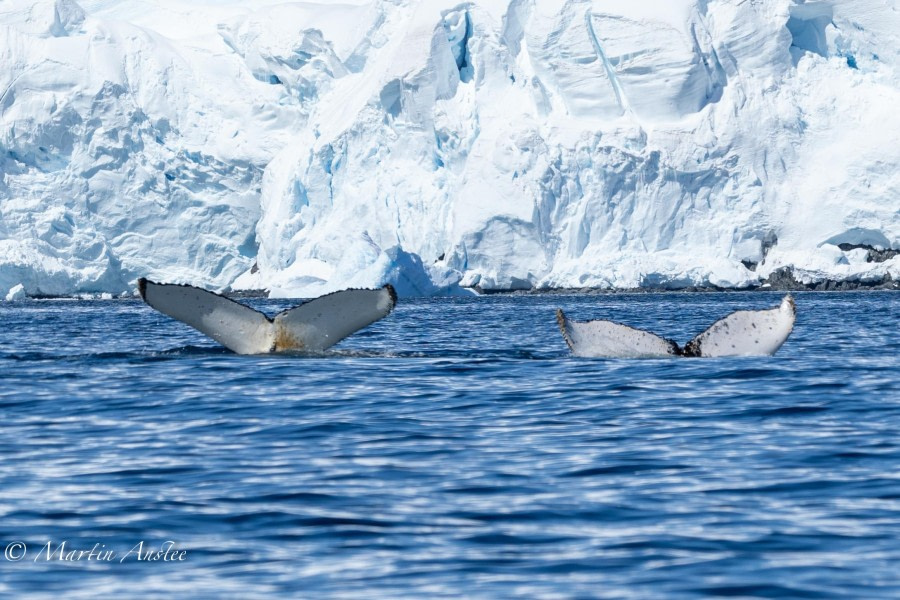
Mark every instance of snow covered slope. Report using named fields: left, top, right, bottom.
left=0, top=0, right=308, bottom=295
left=1, top=0, right=898, bottom=297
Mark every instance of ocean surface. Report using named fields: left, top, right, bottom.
left=1, top=291, right=898, bottom=599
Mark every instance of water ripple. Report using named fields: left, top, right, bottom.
left=0, top=292, right=897, bottom=598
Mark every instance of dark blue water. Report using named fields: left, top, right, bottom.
left=1, top=292, right=898, bottom=598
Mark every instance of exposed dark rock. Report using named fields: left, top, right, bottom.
left=837, top=243, right=900, bottom=263
left=759, top=266, right=898, bottom=291
left=225, top=289, right=269, bottom=298
left=465, top=267, right=899, bottom=295
left=762, top=266, right=808, bottom=290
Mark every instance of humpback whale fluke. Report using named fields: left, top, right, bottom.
left=138, top=278, right=397, bottom=354
left=557, top=295, right=796, bottom=358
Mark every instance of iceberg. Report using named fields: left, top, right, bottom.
left=5, top=282, right=26, bottom=301
left=1, top=0, right=897, bottom=297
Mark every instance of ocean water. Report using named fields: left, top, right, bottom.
left=0, top=291, right=898, bottom=599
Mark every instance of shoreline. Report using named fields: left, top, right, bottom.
left=5, top=265, right=897, bottom=301
left=477, top=266, right=898, bottom=295
left=11, top=280, right=897, bottom=301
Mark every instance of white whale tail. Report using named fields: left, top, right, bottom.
left=138, top=278, right=397, bottom=354
left=557, top=295, right=796, bottom=358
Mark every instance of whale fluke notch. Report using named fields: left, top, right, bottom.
left=557, top=295, right=796, bottom=358
left=138, top=278, right=396, bottom=354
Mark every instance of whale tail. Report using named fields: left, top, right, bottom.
left=557, top=295, right=795, bottom=358
left=138, top=278, right=397, bottom=354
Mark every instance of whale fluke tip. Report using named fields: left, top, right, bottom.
left=782, top=294, right=796, bottom=314
left=384, top=283, right=398, bottom=305
left=556, top=309, right=574, bottom=350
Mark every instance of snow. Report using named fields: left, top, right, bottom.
left=1, top=0, right=898, bottom=297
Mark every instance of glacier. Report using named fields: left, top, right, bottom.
left=0, top=0, right=898, bottom=298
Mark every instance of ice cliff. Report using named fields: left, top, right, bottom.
left=1, top=0, right=898, bottom=297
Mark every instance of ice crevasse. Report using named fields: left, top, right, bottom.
left=0, top=0, right=898, bottom=297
